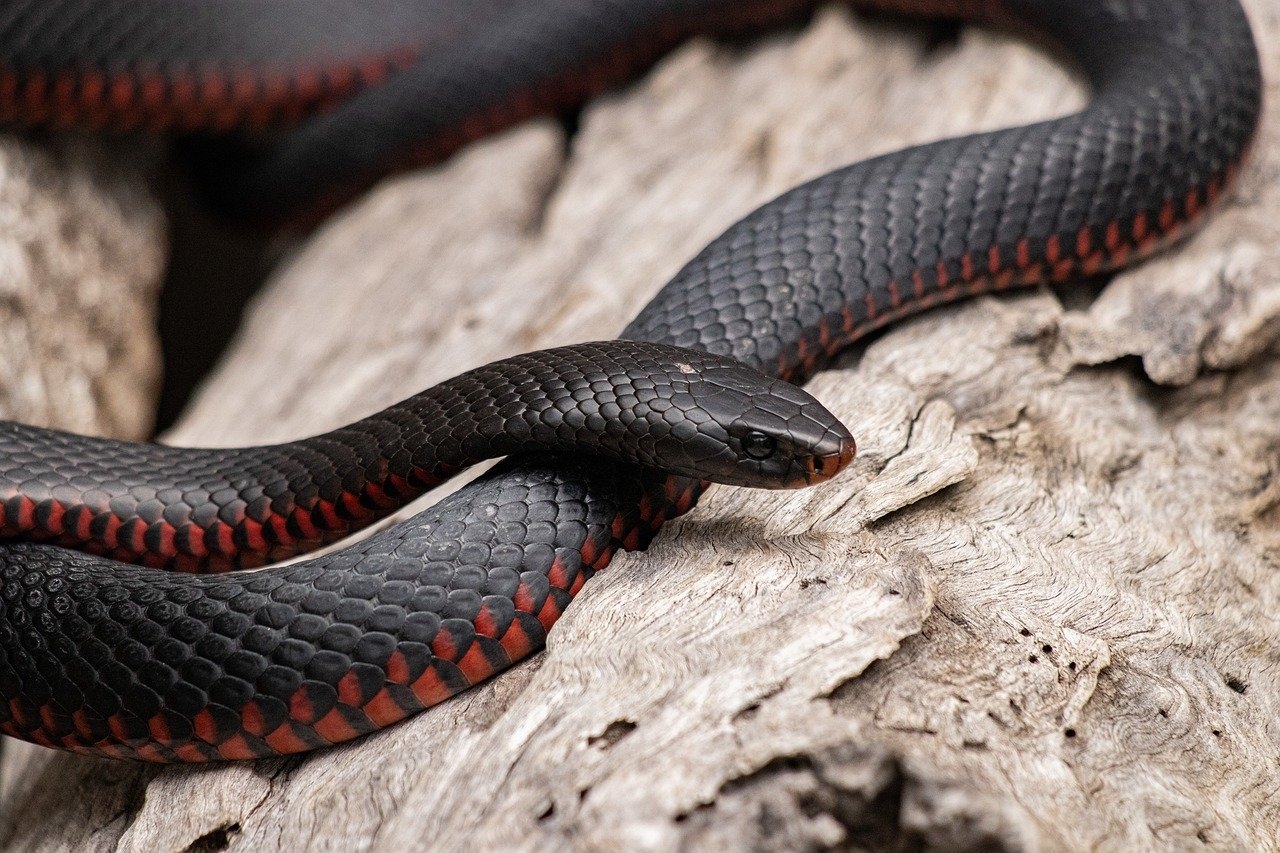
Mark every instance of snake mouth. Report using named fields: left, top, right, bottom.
left=802, top=435, right=856, bottom=485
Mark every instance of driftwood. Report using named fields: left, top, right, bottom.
left=0, top=136, right=163, bottom=438
left=1, top=2, right=1280, bottom=849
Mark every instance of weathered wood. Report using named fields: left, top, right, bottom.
left=1, top=2, right=1279, bottom=849
left=0, top=136, right=163, bottom=437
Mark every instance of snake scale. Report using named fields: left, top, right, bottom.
left=0, top=0, right=1263, bottom=761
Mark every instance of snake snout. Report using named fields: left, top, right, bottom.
left=803, top=432, right=856, bottom=485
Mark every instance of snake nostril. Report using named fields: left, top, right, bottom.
left=806, top=435, right=855, bottom=483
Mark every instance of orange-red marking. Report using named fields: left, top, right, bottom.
left=363, top=689, right=409, bottom=727
left=312, top=708, right=362, bottom=744
left=265, top=723, right=314, bottom=755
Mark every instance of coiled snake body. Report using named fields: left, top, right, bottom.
left=0, top=0, right=1263, bottom=761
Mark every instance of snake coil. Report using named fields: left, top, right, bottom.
left=0, top=0, right=1263, bottom=761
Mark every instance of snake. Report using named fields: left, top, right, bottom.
left=1, top=341, right=854, bottom=572
left=0, top=0, right=1263, bottom=762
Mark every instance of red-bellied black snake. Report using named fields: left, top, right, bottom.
left=0, top=0, right=1263, bottom=761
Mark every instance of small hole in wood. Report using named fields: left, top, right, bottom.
left=589, top=719, right=638, bottom=749
left=184, top=823, right=241, bottom=853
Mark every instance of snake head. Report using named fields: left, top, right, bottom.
left=678, top=367, right=854, bottom=488
left=624, top=347, right=856, bottom=489
left=503, top=341, right=855, bottom=490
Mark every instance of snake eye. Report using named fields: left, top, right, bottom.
left=743, top=431, right=777, bottom=460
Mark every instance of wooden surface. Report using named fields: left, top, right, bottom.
left=1, top=3, right=1279, bottom=850
left=0, top=136, right=163, bottom=438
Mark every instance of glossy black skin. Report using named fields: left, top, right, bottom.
left=0, top=342, right=853, bottom=571
left=0, top=0, right=815, bottom=222
left=0, top=0, right=1263, bottom=760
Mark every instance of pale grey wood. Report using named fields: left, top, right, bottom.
left=2, top=3, right=1279, bottom=850
left=0, top=135, right=164, bottom=437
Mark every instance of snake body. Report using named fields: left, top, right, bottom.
left=1, top=342, right=852, bottom=572
left=0, top=0, right=1264, bottom=761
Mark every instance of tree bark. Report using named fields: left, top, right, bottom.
left=2, top=2, right=1279, bottom=850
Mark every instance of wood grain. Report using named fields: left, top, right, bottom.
left=0, top=136, right=163, bottom=438
left=1, top=2, right=1278, bottom=849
